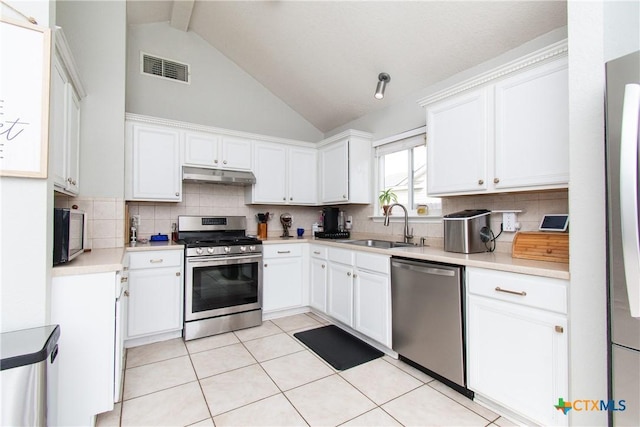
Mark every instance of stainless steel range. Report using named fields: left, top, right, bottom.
left=178, top=215, right=263, bottom=341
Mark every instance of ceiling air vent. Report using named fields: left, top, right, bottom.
left=141, top=52, right=190, bottom=84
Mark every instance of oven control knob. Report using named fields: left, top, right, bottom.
left=224, top=246, right=231, bottom=253
left=196, top=247, right=204, bottom=255
left=240, top=246, right=247, bottom=252
left=207, top=247, right=214, bottom=254
left=249, top=245, right=256, bottom=251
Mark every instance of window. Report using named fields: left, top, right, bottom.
left=375, top=129, right=441, bottom=216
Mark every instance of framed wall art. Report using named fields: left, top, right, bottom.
left=0, top=17, right=51, bottom=178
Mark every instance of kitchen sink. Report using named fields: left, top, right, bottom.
left=342, top=239, right=416, bottom=249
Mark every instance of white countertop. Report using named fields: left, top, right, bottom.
left=52, top=242, right=185, bottom=277
left=262, top=236, right=570, bottom=280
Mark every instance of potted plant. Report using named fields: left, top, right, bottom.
left=379, top=188, right=398, bottom=215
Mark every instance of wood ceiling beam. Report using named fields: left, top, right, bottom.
left=170, top=0, right=195, bottom=32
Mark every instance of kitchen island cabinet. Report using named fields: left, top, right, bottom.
left=466, top=267, right=568, bottom=426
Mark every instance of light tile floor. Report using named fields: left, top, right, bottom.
left=97, top=313, right=517, bottom=427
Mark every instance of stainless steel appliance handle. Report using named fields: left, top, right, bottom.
left=391, top=260, right=455, bottom=277
left=187, top=254, right=263, bottom=265
left=619, top=83, right=640, bottom=318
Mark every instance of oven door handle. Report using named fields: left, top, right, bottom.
left=187, top=254, right=263, bottom=265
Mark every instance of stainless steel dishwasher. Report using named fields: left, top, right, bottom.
left=391, top=257, right=472, bottom=398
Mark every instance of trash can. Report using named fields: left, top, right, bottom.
left=1, top=325, right=60, bottom=427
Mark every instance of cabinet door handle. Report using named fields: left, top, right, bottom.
left=264, top=263, right=268, bottom=267
left=343, top=194, right=347, bottom=199
left=120, top=277, right=128, bottom=283
left=277, top=250, right=291, bottom=254
left=555, top=325, right=564, bottom=333
left=175, top=192, right=180, bottom=197
left=223, top=160, right=228, bottom=165
left=176, top=272, right=181, bottom=277
left=494, top=177, right=500, bottom=184
left=478, top=179, right=484, bottom=185
left=322, top=264, right=325, bottom=269
left=347, top=271, right=352, bottom=276
left=149, top=259, right=164, bottom=264
left=495, top=286, right=526, bottom=296
left=353, top=274, right=358, bottom=278
left=290, top=197, right=293, bottom=200
left=283, top=197, right=286, bottom=200
left=124, top=290, right=129, bottom=297
left=214, top=159, right=218, bottom=164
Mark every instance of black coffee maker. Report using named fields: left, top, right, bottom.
left=322, top=207, right=340, bottom=233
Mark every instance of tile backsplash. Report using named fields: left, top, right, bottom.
left=57, top=186, right=567, bottom=254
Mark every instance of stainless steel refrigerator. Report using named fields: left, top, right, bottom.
left=605, top=50, right=640, bottom=427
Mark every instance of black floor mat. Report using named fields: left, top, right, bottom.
left=293, top=325, right=383, bottom=371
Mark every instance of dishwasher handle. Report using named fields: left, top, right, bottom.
left=391, top=260, right=456, bottom=277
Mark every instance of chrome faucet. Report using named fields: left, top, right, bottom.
left=383, top=203, right=414, bottom=243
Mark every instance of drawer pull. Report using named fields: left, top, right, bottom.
left=555, top=325, right=564, bottom=333
left=120, top=277, right=128, bottom=283
left=277, top=250, right=291, bottom=254
left=495, top=287, right=527, bottom=296
left=176, top=272, right=181, bottom=277
left=313, top=251, right=321, bottom=255
left=149, top=259, right=164, bottom=263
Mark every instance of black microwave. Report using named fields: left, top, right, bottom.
left=53, top=208, right=86, bottom=266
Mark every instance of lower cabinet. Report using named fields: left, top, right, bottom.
left=51, top=271, right=119, bottom=426
left=325, top=247, right=391, bottom=347
left=466, top=267, right=568, bottom=426
left=263, top=244, right=305, bottom=313
left=126, top=250, right=183, bottom=340
left=309, top=245, right=328, bottom=312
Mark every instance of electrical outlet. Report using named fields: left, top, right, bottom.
left=503, top=212, right=517, bottom=232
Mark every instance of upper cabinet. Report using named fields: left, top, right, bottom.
left=183, top=131, right=252, bottom=170
left=125, top=122, right=182, bottom=202
left=420, top=42, right=568, bottom=197
left=319, top=131, right=372, bottom=204
left=248, top=142, right=317, bottom=205
left=50, top=29, right=85, bottom=196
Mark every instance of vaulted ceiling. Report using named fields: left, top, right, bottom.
left=126, top=1, right=567, bottom=133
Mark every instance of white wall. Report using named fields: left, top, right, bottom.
left=604, top=0, right=640, bottom=61
left=567, top=2, right=608, bottom=425
left=126, top=22, right=324, bottom=142
left=56, top=1, right=127, bottom=198
left=0, top=0, right=54, bottom=333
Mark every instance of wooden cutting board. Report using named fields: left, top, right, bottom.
left=512, top=231, right=569, bottom=263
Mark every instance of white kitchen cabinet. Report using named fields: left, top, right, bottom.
left=126, top=250, right=183, bottom=339
left=318, top=131, right=372, bottom=204
left=50, top=30, right=84, bottom=196
left=327, top=261, right=354, bottom=326
left=493, top=59, right=569, bottom=190
left=426, top=88, right=489, bottom=195
left=309, top=245, right=328, bottom=313
left=466, top=267, right=568, bottom=426
left=423, top=55, right=569, bottom=196
left=263, top=244, right=305, bottom=313
left=183, top=131, right=252, bottom=170
left=353, top=252, right=391, bottom=348
left=51, top=271, right=119, bottom=426
left=248, top=142, right=317, bottom=205
left=125, top=122, right=182, bottom=201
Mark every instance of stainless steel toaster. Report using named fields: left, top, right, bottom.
left=443, top=209, right=491, bottom=253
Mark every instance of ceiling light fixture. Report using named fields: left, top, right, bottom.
left=374, top=72, right=391, bottom=99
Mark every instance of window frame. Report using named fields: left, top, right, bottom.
left=373, top=127, right=442, bottom=220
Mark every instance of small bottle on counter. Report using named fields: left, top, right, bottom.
left=171, top=223, right=178, bottom=242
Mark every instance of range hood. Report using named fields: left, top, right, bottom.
left=182, top=166, right=256, bottom=186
